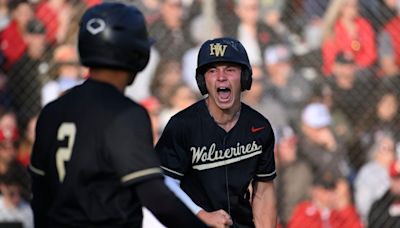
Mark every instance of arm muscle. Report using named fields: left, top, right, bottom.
left=252, top=181, right=277, bottom=228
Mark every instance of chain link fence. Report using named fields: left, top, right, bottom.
left=1, top=0, right=400, bottom=227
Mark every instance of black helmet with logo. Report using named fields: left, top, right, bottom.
left=78, top=2, right=153, bottom=72
left=195, top=37, right=252, bottom=95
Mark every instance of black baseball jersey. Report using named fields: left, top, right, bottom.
left=156, top=99, right=276, bottom=227
left=29, top=79, right=162, bottom=227
left=368, top=190, right=400, bottom=228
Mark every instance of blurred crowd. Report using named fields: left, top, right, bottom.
left=0, top=0, right=399, bottom=227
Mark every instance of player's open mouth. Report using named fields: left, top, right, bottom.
left=217, top=87, right=231, bottom=102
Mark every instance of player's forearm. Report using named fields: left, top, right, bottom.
left=136, top=177, right=207, bottom=227
left=253, top=203, right=277, bottom=227
left=252, top=181, right=277, bottom=228
left=164, top=175, right=203, bottom=214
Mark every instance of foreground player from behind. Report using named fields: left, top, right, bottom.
left=29, top=3, right=206, bottom=228
left=156, top=37, right=277, bottom=227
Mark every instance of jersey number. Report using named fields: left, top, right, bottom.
left=56, top=123, right=76, bottom=182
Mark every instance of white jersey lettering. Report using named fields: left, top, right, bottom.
left=190, top=141, right=262, bottom=170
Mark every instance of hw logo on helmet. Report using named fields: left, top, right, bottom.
left=209, top=43, right=228, bottom=57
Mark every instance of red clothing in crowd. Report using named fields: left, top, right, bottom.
left=384, top=16, right=400, bottom=67
left=17, top=148, right=30, bottom=167
left=35, top=1, right=58, bottom=45
left=287, top=201, right=363, bottom=228
left=322, top=17, right=377, bottom=75
left=0, top=20, right=27, bottom=71
left=85, top=0, right=102, bottom=7
left=35, top=0, right=102, bottom=45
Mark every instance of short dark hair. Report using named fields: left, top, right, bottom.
left=0, top=160, right=31, bottom=201
left=312, top=171, right=338, bottom=190
left=8, top=0, right=29, bottom=12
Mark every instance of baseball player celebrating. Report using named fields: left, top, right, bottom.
left=29, top=2, right=206, bottom=228
left=156, top=37, right=277, bottom=227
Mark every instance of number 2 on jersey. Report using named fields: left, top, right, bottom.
left=56, top=123, right=76, bottom=182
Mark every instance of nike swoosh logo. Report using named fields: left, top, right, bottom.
left=251, top=126, right=265, bottom=133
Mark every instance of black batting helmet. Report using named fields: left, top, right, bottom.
left=195, top=37, right=252, bottom=95
left=78, top=2, right=153, bottom=72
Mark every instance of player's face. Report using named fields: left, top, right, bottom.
left=204, top=63, right=242, bottom=110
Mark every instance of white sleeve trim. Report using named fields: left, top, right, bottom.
left=256, top=170, right=276, bottom=177
left=164, top=175, right=203, bottom=214
left=121, top=167, right=162, bottom=183
left=161, top=166, right=184, bottom=177
left=29, top=164, right=45, bottom=176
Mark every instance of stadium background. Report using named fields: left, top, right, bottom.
left=0, top=0, right=399, bottom=227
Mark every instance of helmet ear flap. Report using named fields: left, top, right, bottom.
left=241, top=67, right=252, bottom=91
left=135, top=52, right=150, bottom=72
left=196, top=71, right=207, bottom=95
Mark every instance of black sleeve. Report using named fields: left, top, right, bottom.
left=155, top=117, right=191, bottom=179
left=30, top=169, right=50, bottom=228
left=105, top=107, right=163, bottom=185
left=136, top=177, right=208, bottom=228
left=30, top=107, right=54, bottom=228
left=255, top=122, right=277, bottom=181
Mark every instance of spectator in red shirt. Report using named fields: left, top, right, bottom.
left=288, top=172, right=363, bottom=228
left=321, top=0, right=377, bottom=76
left=0, top=0, right=33, bottom=71
left=35, top=0, right=73, bottom=45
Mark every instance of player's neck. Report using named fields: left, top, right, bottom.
left=89, top=68, right=131, bottom=92
left=206, top=98, right=241, bottom=132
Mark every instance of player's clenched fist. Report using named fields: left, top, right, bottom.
left=197, top=209, right=233, bottom=228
